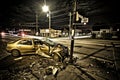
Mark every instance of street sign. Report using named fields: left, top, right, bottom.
left=81, top=17, right=89, bottom=23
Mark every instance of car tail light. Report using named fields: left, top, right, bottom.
left=21, top=32, right=25, bottom=37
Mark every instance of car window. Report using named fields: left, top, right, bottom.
left=33, top=39, right=43, bottom=45
left=18, top=39, right=32, bottom=45
left=44, top=38, right=55, bottom=46
left=8, top=38, right=21, bottom=43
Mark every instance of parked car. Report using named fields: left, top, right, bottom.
left=6, top=37, right=69, bottom=61
left=0, top=31, right=9, bottom=38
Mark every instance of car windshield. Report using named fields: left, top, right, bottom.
left=43, top=38, right=56, bottom=46
left=8, top=38, right=21, bottom=43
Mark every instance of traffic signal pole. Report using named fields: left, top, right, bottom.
left=69, top=0, right=77, bottom=63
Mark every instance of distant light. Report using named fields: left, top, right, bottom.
left=46, top=29, right=49, bottom=33
left=42, top=5, right=49, bottom=12
left=1, top=32, right=5, bottom=36
left=117, top=29, right=119, bottom=31
left=83, top=22, right=87, bottom=25
left=47, top=13, right=49, bottom=17
left=36, top=32, right=39, bottom=36
left=21, top=32, right=25, bottom=37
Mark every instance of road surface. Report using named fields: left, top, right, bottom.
left=0, top=35, right=120, bottom=80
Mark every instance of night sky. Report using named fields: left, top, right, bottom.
left=0, top=0, right=120, bottom=29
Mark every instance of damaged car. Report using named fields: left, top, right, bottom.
left=6, top=37, right=69, bottom=61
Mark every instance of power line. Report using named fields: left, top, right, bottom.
left=52, top=13, right=68, bottom=18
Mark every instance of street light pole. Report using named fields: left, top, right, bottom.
left=42, top=5, right=51, bottom=37
left=48, top=11, right=51, bottom=37
left=69, top=12, right=72, bottom=37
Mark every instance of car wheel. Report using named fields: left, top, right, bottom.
left=11, top=49, right=20, bottom=57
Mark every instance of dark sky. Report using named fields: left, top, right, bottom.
left=0, top=0, right=120, bottom=28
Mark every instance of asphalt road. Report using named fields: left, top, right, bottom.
left=52, top=38, right=120, bottom=80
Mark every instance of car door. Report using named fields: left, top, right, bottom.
left=40, top=43, right=50, bottom=54
left=17, top=39, right=35, bottom=53
left=33, top=39, right=43, bottom=50
left=33, top=39, right=50, bottom=54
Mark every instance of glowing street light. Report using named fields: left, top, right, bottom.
left=42, top=5, right=49, bottom=12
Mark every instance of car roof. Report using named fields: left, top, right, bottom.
left=20, top=37, right=40, bottom=40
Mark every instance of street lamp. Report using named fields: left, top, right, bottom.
left=42, top=5, right=51, bottom=37
left=42, top=5, right=49, bottom=12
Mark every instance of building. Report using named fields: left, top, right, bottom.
left=40, top=29, right=61, bottom=37
left=92, top=23, right=120, bottom=39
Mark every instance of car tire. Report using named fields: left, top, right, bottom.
left=11, top=49, right=20, bottom=57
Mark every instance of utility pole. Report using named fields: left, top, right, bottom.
left=69, top=0, right=77, bottom=63
left=48, top=11, right=51, bottom=37
left=69, top=12, right=72, bottom=37
left=36, top=13, right=38, bottom=35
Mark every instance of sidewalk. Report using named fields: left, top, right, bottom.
left=73, top=42, right=120, bottom=80
left=114, top=47, right=120, bottom=79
